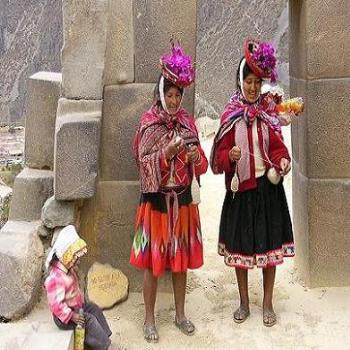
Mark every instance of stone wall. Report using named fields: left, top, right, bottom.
left=0, top=0, right=62, bottom=124
left=290, top=0, right=350, bottom=287
left=195, top=0, right=289, bottom=120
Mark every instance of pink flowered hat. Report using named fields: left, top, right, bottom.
left=244, top=38, right=278, bottom=83
left=160, top=39, right=195, bottom=88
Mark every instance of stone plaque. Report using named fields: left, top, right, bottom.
left=86, top=262, right=129, bottom=309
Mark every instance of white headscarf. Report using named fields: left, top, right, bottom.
left=45, top=225, right=87, bottom=270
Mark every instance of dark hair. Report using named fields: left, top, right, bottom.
left=154, top=75, right=184, bottom=108
left=236, top=56, right=255, bottom=91
left=48, top=253, right=59, bottom=268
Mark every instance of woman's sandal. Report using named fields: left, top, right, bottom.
left=175, top=318, right=196, bottom=336
left=143, top=323, right=159, bottom=343
left=263, top=310, right=277, bottom=327
left=233, top=306, right=250, bottom=324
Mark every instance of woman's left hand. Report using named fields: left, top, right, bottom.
left=187, top=145, right=200, bottom=163
left=280, top=158, right=291, bottom=175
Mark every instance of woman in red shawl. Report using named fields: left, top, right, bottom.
left=211, top=39, right=294, bottom=327
left=130, top=42, right=208, bottom=342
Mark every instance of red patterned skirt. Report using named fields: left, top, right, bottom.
left=130, top=187, right=203, bottom=277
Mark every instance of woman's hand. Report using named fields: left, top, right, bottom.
left=229, top=146, right=241, bottom=163
left=280, top=158, right=291, bottom=175
left=165, top=136, right=185, bottom=160
left=187, top=145, right=200, bottom=163
left=71, top=312, right=85, bottom=326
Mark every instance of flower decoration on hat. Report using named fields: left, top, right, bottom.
left=244, top=39, right=278, bottom=83
left=160, top=38, right=195, bottom=88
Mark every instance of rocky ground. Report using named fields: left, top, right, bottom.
left=1, top=131, right=350, bottom=350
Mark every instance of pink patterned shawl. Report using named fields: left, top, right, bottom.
left=210, top=91, right=278, bottom=177
left=133, top=105, right=199, bottom=193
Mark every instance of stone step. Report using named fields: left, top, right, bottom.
left=0, top=297, right=73, bottom=350
left=0, top=320, right=73, bottom=350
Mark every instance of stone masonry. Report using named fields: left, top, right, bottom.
left=290, top=0, right=350, bottom=287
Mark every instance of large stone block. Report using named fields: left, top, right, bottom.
left=24, top=72, right=62, bottom=170
left=290, top=77, right=350, bottom=178
left=134, top=0, right=197, bottom=83
left=289, top=0, right=350, bottom=79
left=54, top=99, right=102, bottom=200
left=293, top=163, right=350, bottom=287
left=0, top=221, right=44, bottom=320
left=61, top=0, right=108, bottom=99
left=100, top=84, right=154, bottom=181
left=104, top=0, right=134, bottom=85
left=9, top=169, right=54, bottom=221
left=308, top=178, right=350, bottom=286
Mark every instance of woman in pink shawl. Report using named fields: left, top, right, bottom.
left=130, top=42, right=208, bottom=342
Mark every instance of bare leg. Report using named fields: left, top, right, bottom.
left=234, top=268, right=250, bottom=322
left=172, top=271, right=187, bottom=322
left=143, top=269, right=158, bottom=326
left=262, top=266, right=277, bottom=326
left=172, top=272, right=195, bottom=335
left=235, top=268, right=249, bottom=309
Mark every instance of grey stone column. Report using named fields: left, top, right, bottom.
left=289, top=0, right=350, bottom=287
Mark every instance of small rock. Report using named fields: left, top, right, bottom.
left=41, top=196, right=75, bottom=229
left=37, top=224, right=52, bottom=238
left=86, top=262, right=129, bottom=309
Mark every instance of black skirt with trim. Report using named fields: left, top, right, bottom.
left=218, top=175, right=294, bottom=269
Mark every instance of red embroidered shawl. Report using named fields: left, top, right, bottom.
left=133, top=105, right=199, bottom=193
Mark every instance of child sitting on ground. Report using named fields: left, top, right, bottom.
left=45, top=225, right=123, bottom=350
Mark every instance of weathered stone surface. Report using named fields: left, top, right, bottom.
left=24, top=72, right=61, bottom=170
left=37, top=224, right=52, bottom=238
left=290, top=77, right=306, bottom=170
left=293, top=161, right=350, bottom=287
left=9, top=168, right=54, bottom=221
left=41, top=195, right=75, bottom=229
left=0, top=220, right=43, bottom=319
left=61, top=0, right=108, bottom=99
left=54, top=98, right=102, bottom=200
left=0, top=322, right=74, bottom=350
left=0, top=0, right=62, bottom=124
left=289, top=0, right=350, bottom=80
left=196, top=0, right=289, bottom=119
left=0, top=184, right=12, bottom=228
left=86, top=262, right=129, bottom=309
left=104, top=0, right=134, bottom=85
left=134, top=0, right=197, bottom=83
left=292, top=162, right=310, bottom=285
left=291, top=77, right=350, bottom=178
left=100, top=84, right=153, bottom=181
